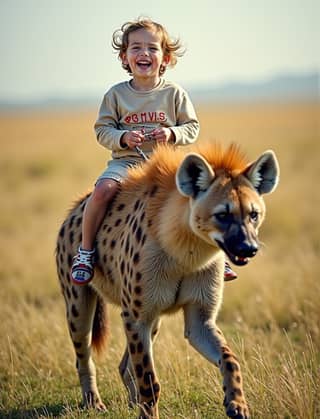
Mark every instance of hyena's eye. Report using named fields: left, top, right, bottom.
left=214, top=211, right=233, bottom=224
left=249, top=210, right=259, bottom=222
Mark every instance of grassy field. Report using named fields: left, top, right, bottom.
left=0, top=101, right=319, bottom=418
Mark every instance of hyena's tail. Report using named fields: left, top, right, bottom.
left=92, top=294, right=109, bottom=356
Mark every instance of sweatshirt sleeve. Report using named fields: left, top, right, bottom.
left=94, top=90, right=128, bottom=151
left=169, top=89, right=200, bottom=145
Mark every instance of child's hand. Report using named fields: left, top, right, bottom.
left=121, top=130, right=144, bottom=149
left=150, top=127, right=174, bottom=143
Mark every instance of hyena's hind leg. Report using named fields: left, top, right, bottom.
left=56, top=195, right=107, bottom=409
left=63, top=282, right=108, bottom=411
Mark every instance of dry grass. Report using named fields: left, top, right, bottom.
left=0, top=102, right=319, bottom=418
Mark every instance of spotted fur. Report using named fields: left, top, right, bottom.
left=56, top=143, right=279, bottom=418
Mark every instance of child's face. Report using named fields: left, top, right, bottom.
left=122, top=28, right=169, bottom=80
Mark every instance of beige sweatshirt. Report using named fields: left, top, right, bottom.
left=94, top=79, right=200, bottom=158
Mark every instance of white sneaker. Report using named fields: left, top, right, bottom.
left=224, top=261, right=238, bottom=281
left=71, top=247, right=95, bottom=285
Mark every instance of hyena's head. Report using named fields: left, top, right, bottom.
left=176, top=147, right=280, bottom=266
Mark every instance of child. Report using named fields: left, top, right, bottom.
left=71, top=17, right=237, bottom=284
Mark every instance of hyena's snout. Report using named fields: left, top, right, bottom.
left=219, top=223, right=259, bottom=266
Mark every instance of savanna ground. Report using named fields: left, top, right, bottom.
left=0, top=101, right=319, bottom=419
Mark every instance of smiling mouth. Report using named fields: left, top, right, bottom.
left=137, top=61, right=151, bottom=69
left=215, top=240, right=250, bottom=266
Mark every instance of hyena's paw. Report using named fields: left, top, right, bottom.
left=224, top=394, right=250, bottom=419
left=83, top=391, right=107, bottom=411
left=138, top=403, right=159, bottom=419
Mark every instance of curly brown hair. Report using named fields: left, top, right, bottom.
left=112, top=17, right=185, bottom=76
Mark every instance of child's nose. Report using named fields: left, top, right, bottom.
left=139, top=47, right=149, bottom=55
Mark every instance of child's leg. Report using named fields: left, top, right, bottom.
left=81, top=179, right=120, bottom=250
left=71, top=179, right=120, bottom=285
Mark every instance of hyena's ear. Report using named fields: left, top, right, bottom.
left=176, top=153, right=215, bottom=198
left=244, top=150, right=280, bottom=194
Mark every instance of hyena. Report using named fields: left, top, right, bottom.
left=56, top=143, right=279, bottom=418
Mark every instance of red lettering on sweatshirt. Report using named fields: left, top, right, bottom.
left=159, top=112, right=166, bottom=121
left=123, top=111, right=167, bottom=125
left=148, top=112, right=156, bottom=121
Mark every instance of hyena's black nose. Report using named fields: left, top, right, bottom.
left=225, top=224, right=259, bottom=259
left=237, top=241, right=259, bottom=258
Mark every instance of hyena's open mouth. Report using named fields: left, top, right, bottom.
left=215, top=239, right=257, bottom=266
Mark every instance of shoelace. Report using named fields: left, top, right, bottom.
left=76, top=251, right=93, bottom=266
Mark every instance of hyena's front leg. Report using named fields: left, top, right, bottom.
left=121, top=312, right=161, bottom=419
left=183, top=304, right=249, bottom=419
left=119, top=347, right=137, bottom=407
left=119, top=318, right=162, bottom=409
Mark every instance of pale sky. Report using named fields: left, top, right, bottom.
left=0, top=0, right=319, bottom=102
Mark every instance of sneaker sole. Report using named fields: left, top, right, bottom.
left=224, top=275, right=238, bottom=281
left=70, top=273, right=93, bottom=286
